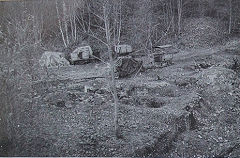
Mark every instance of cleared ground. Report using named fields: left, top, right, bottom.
left=8, top=40, right=240, bottom=157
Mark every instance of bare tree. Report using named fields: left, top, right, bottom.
left=55, top=0, right=83, bottom=47
left=76, top=0, right=123, bottom=137
left=56, top=0, right=68, bottom=47
left=103, top=1, right=120, bottom=135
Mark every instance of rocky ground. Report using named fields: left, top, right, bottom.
left=5, top=40, right=240, bottom=157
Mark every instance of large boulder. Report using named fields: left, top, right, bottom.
left=39, top=51, right=70, bottom=67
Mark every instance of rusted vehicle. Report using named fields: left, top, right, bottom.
left=112, top=44, right=178, bottom=78
left=70, top=46, right=100, bottom=65
left=114, top=44, right=133, bottom=56
left=152, top=44, right=178, bottom=66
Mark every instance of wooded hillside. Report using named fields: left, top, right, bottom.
left=0, top=0, right=239, bottom=51
left=0, top=0, right=240, bottom=157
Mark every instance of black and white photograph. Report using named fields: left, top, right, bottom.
left=0, top=0, right=240, bottom=157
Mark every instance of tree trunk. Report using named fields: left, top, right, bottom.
left=103, top=2, right=119, bottom=136
left=177, top=0, right=182, bottom=35
left=108, top=46, right=119, bottom=135
left=73, top=2, right=77, bottom=41
left=56, top=0, right=67, bottom=48
left=63, top=0, right=69, bottom=45
left=229, top=0, right=232, bottom=34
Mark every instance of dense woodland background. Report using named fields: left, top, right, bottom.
left=1, top=0, right=240, bottom=50
left=0, top=0, right=240, bottom=156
